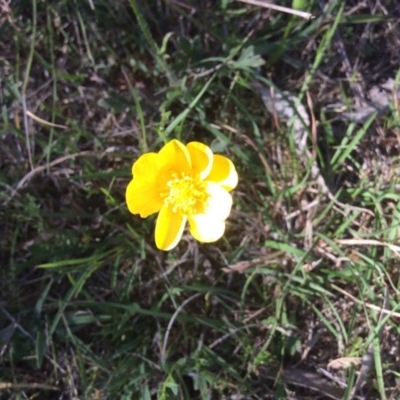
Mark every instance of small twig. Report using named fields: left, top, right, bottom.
left=144, top=259, right=188, bottom=287
left=316, top=367, right=348, bottom=389
left=331, top=285, right=400, bottom=319
left=161, top=293, right=202, bottom=364
left=258, top=366, right=346, bottom=399
left=21, top=95, right=34, bottom=171
left=209, top=325, right=256, bottom=349
left=337, top=239, right=400, bottom=256
left=26, top=110, right=67, bottom=130
left=21, top=0, right=38, bottom=171
left=0, top=382, right=59, bottom=391
left=15, top=151, right=93, bottom=190
left=2, top=151, right=93, bottom=206
left=237, top=0, right=315, bottom=20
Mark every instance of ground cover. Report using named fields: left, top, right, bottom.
left=1, top=0, right=400, bottom=398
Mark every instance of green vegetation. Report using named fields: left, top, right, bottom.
left=1, top=0, right=400, bottom=399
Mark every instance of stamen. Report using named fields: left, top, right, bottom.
left=162, top=172, right=209, bottom=215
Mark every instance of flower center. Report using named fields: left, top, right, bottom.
left=162, top=172, right=209, bottom=215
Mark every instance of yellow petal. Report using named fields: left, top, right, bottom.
left=126, top=152, right=163, bottom=217
left=155, top=206, right=187, bottom=251
left=203, top=182, right=233, bottom=220
left=132, top=152, right=158, bottom=177
left=157, top=139, right=191, bottom=174
left=186, top=142, right=213, bottom=179
left=188, top=182, right=232, bottom=242
left=188, top=216, right=226, bottom=243
left=125, top=179, right=163, bottom=218
left=205, top=154, right=238, bottom=191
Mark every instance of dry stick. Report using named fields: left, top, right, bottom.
left=337, top=239, right=400, bottom=256
left=21, top=0, right=37, bottom=172
left=21, top=95, right=34, bottom=171
left=2, top=151, right=93, bottom=206
left=331, top=284, right=400, bottom=319
left=26, top=110, right=67, bottom=130
left=15, top=151, right=93, bottom=190
left=209, top=325, right=257, bottom=349
left=161, top=293, right=202, bottom=364
left=0, top=382, right=59, bottom=391
left=86, top=0, right=95, bottom=10
left=258, top=366, right=346, bottom=400
left=237, top=0, right=315, bottom=20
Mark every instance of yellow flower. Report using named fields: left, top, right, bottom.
left=126, top=139, right=238, bottom=251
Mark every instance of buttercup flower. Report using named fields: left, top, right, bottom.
left=126, top=139, right=238, bottom=251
